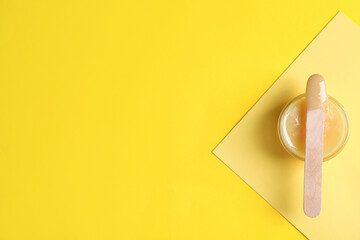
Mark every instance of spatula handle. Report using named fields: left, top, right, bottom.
left=304, top=108, right=324, bottom=217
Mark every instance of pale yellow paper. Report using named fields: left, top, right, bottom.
left=213, top=12, right=360, bottom=240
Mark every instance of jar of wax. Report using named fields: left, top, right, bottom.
left=278, top=94, right=350, bottom=161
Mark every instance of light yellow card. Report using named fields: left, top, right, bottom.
left=213, top=12, right=360, bottom=240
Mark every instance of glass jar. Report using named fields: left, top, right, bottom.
left=277, top=94, right=350, bottom=161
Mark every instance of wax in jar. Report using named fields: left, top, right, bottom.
left=278, top=94, right=349, bottom=160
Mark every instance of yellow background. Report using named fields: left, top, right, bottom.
left=0, top=1, right=359, bottom=239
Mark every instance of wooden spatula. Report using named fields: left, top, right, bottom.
left=304, top=74, right=327, bottom=218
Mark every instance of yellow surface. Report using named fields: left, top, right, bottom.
left=1, top=1, right=360, bottom=239
left=214, top=12, right=360, bottom=240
